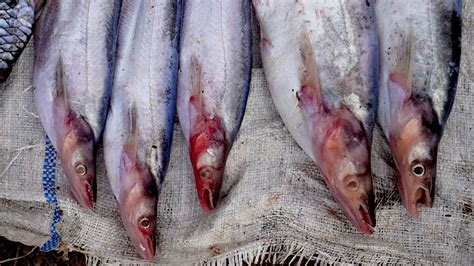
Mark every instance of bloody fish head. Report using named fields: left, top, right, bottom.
left=59, top=118, right=95, bottom=208
left=319, top=113, right=375, bottom=234
left=389, top=101, right=439, bottom=217
left=118, top=163, right=157, bottom=261
left=189, top=118, right=228, bottom=212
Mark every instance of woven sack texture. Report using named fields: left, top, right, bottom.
left=0, top=3, right=472, bottom=265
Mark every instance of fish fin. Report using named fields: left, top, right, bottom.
left=189, top=55, right=205, bottom=113
left=54, top=58, right=66, bottom=99
left=373, top=122, right=396, bottom=169
left=122, top=104, right=139, bottom=170
left=128, top=104, right=138, bottom=140
left=34, top=0, right=47, bottom=20
left=190, top=56, right=202, bottom=94
left=298, top=32, right=324, bottom=112
left=52, top=57, right=71, bottom=118
left=389, top=27, right=415, bottom=95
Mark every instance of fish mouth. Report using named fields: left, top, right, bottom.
left=199, top=187, right=217, bottom=212
left=341, top=198, right=375, bottom=234
left=193, top=165, right=223, bottom=212
left=69, top=175, right=95, bottom=208
left=133, top=235, right=155, bottom=261
left=328, top=182, right=376, bottom=234
left=119, top=210, right=156, bottom=261
left=356, top=202, right=376, bottom=234
left=399, top=180, right=432, bottom=217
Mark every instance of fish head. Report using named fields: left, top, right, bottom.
left=119, top=167, right=158, bottom=261
left=319, top=113, right=375, bottom=234
left=59, top=119, right=95, bottom=208
left=118, top=148, right=158, bottom=261
left=390, top=104, right=439, bottom=217
left=191, top=140, right=227, bottom=212
left=190, top=119, right=228, bottom=212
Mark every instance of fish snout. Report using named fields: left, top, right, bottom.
left=358, top=196, right=376, bottom=232
left=121, top=211, right=156, bottom=261
left=340, top=194, right=375, bottom=235
left=345, top=192, right=376, bottom=235
left=326, top=176, right=376, bottom=234
left=398, top=172, right=433, bottom=217
left=200, top=186, right=218, bottom=212
left=195, top=166, right=223, bottom=212
left=134, top=234, right=155, bottom=261
left=67, top=168, right=95, bottom=208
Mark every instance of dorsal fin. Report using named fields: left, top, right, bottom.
left=190, top=56, right=202, bottom=92
left=119, top=103, right=150, bottom=197
left=298, top=31, right=324, bottom=112
left=34, top=0, right=48, bottom=20
left=52, top=57, right=71, bottom=120
left=122, top=104, right=139, bottom=170
left=128, top=104, right=138, bottom=140
left=389, top=27, right=415, bottom=94
left=54, top=57, right=67, bottom=102
left=189, top=55, right=205, bottom=114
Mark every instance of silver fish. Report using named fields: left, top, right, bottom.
left=103, top=0, right=181, bottom=260
left=34, top=0, right=120, bottom=208
left=0, top=0, right=44, bottom=81
left=375, top=0, right=462, bottom=216
left=254, top=0, right=378, bottom=234
left=177, top=0, right=252, bottom=211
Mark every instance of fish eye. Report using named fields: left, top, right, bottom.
left=412, top=164, right=425, bottom=177
left=75, top=163, right=87, bottom=176
left=344, top=176, right=359, bottom=191
left=200, top=169, right=210, bottom=179
left=139, top=217, right=150, bottom=229
left=346, top=180, right=359, bottom=190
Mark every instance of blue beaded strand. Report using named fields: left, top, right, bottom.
left=40, top=135, right=62, bottom=252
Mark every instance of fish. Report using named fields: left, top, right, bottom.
left=33, top=0, right=121, bottom=208
left=0, top=0, right=45, bottom=82
left=177, top=0, right=252, bottom=211
left=375, top=0, right=462, bottom=217
left=253, top=0, right=378, bottom=234
left=103, top=0, right=182, bottom=260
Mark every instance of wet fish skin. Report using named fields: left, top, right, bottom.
left=177, top=0, right=252, bottom=211
left=254, top=0, right=378, bottom=234
left=103, top=0, right=182, bottom=260
left=375, top=0, right=462, bottom=217
left=0, top=0, right=45, bottom=81
left=34, top=0, right=120, bottom=208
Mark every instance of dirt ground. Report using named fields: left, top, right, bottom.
left=0, top=237, right=85, bottom=266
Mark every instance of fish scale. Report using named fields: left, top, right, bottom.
left=0, top=0, right=41, bottom=81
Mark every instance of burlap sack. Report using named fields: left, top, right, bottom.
left=1, top=2, right=472, bottom=265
